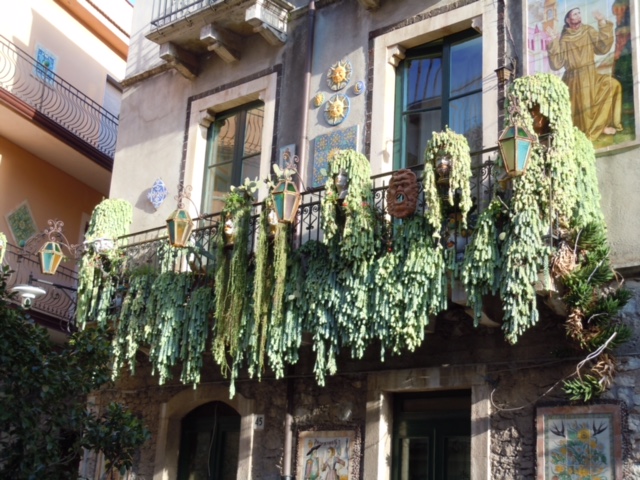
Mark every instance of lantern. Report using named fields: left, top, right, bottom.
left=435, top=151, right=452, bottom=185
left=166, top=208, right=194, bottom=247
left=271, top=179, right=301, bottom=223
left=39, top=241, right=64, bottom=275
left=498, top=123, right=536, bottom=177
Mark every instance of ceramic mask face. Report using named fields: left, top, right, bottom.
left=386, top=169, right=419, bottom=218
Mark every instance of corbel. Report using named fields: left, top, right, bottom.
left=159, top=42, right=199, bottom=80
left=200, top=24, right=242, bottom=63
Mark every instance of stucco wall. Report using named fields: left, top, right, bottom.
left=1, top=1, right=128, bottom=105
left=597, top=148, right=640, bottom=270
left=0, top=135, right=103, bottom=244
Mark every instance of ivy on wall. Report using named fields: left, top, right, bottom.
left=79, top=74, right=628, bottom=402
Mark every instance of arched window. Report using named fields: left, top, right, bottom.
left=177, top=401, right=241, bottom=480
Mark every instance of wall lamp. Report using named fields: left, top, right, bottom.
left=11, top=273, right=77, bottom=310
left=495, top=56, right=516, bottom=84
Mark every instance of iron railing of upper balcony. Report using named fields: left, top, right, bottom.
left=3, top=241, right=78, bottom=328
left=0, top=35, right=119, bottom=159
left=151, top=0, right=218, bottom=28
left=115, top=150, right=497, bottom=274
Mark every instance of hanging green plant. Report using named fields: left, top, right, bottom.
left=423, top=127, right=473, bottom=228
left=77, top=199, right=133, bottom=328
left=286, top=241, right=342, bottom=385
left=180, top=282, right=215, bottom=386
left=462, top=200, right=503, bottom=325
left=320, top=149, right=380, bottom=264
left=144, top=271, right=195, bottom=384
left=250, top=199, right=275, bottom=377
left=212, top=179, right=259, bottom=374
left=571, top=129, right=605, bottom=228
left=372, top=215, right=445, bottom=358
left=111, top=268, right=156, bottom=378
left=267, top=248, right=304, bottom=379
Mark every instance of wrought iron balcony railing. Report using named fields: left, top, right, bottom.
left=115, top=155, right=497, bottom=275
left=151, top=0, right=214, bottom=28
left=3, top=241, right=78, bottom=328
left=0, top=35, right=119, bottom=160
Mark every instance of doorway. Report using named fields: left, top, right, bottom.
left=392, top=390, right=471, bottom=480
left=177, top=401, right=241, bottom=480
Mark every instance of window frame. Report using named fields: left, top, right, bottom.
left=182, top=72, right=278, bottom=219
left=201, top=100, right=265, bottom=214
left=393, top=29, right=483, bottom=169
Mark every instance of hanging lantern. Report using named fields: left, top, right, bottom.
left=435, top=150, right=453, bottom=185
left=334, top=169, right=350, bottom=201
left=39, top=241, right=64, bottom=275
left=271, top=179, right=301, bottom=223
left=166, top=208, right=194, bottom=247
left=498, top=123, right=536, bottom=177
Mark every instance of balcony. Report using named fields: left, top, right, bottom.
left=3, top=241, right=78, bottom=335
left=0, top=35, right=118, bottom=165
left=114, top=158, right=495, bottom=276
left=147, top=0, right=294, bottom=72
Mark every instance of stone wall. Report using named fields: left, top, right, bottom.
left=85, top=280, right=640, bottom=479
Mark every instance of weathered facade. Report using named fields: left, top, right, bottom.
left=93, top=0, right=640, bottom=478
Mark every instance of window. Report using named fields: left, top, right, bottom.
left=394, top=30, right=482, bottom=168
left=201, top=101, right=264, bottom=214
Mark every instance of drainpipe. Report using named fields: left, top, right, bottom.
left=297, top=0, right=316, bottom=187
left=281, top=371, right=295, bottom=480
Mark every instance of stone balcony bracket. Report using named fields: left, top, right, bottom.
left=200, top=24, right=242, bottom=63
left=159, top=42, right=199, bottom=80
left=149, top=0, right=294, bottom=76
left=245, top=0, right=292, bottom=46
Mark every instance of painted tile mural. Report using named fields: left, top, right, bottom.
left=537, top=405, right=622, bottom=480
left=527, top=0, right=635, bottom=149
left=6, top=202, right=37, bottom=245
left=312, top=125, right=359, bottom=187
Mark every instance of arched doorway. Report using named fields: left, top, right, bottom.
left=177, top=401, right=241, bottom=480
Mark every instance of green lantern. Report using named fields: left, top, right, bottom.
left=271, top=179, right=301, bottom=223
left=498, top=123, right=536, bottom=177
left=39, top=241, right=64, bottom=275
left=166, top=208, right=194, bottom=247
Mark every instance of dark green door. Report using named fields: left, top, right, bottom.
left=392, top=391, right=471, bottom=480
left=177, top=402, right=241, bottom=480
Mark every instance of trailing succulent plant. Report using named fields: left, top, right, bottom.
left=76, top=199, right=132, bottom=328
left=213, top=178, right=260, bottom=375
left=82, top=77, right=627, bottom=403
left=462, top=74, right=629, bottom=399
left=321, top=149, right=380, bottom=264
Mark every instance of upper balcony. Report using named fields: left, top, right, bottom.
left=0, top=36, right=118, bottom=176
left=146, top=0, right=294, bottom=73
